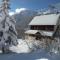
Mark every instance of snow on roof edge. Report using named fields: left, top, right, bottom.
left=25, top=30, right=54, bottom=37
left=29, top=14, right=60, bottom=25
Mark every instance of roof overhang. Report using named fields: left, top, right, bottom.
left=29, top=14, right=60, bottom=25
left=25, top=30, right=54, bottom=37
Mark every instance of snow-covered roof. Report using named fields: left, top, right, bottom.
left=41, top=31, right=54, bottom=37
left=25, top=30, right=38, bottom=34
left=25, top=30, right=54, bottom=37
left=29, top=14, right=60, bottom=25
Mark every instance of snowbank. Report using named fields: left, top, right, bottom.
left=9, top=39, right=45, bottom=53
left=9, top=39, right=31, bottom=53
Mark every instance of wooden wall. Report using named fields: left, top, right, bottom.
left=30, top=25, right=54, bottom=31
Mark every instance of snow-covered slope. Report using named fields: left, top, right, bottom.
left=9, top=39, right=43, bottom=53
left=0, top=39, right=60, bottom=60
left=9, top=39, right=31, bottom=53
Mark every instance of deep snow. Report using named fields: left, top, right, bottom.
left=9, top=39, right=44, bottom=53
left=9, top=39, right=31, bottom=53
left=0, top=39, right=60, bottom=60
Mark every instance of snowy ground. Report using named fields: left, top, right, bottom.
left=9, top=39, right=31, bottom=53
left=0, top=39, right=60, bottom=60
left=9, top=39, right=43, bottom=53
left=0, top=49, right=60, bottom=60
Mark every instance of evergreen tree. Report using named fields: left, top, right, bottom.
left=0, top=0, right=18, bottom=53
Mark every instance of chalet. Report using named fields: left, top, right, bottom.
left=25, top=14, right=60, bottom=41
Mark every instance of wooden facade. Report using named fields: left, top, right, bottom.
left=30, top=25, right=54, bottom=31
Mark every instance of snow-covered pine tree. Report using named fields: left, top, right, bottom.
left=0, top=0, right=18, bottom=53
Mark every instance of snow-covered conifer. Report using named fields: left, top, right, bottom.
left=0, top=0, right=18, bottom=53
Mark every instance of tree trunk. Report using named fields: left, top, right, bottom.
left=2, top=46, right=5, bottom=53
